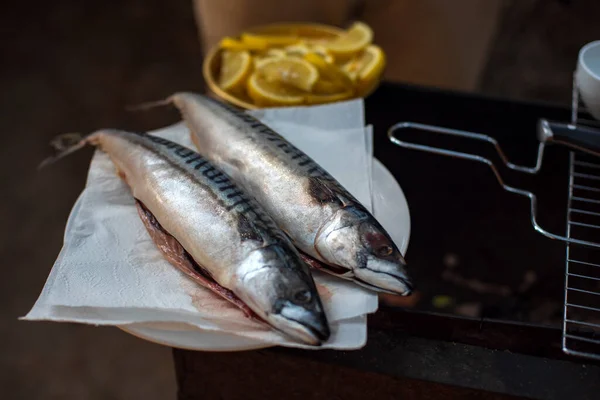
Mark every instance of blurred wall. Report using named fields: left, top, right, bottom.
left=481, top=0, right=600, bottom=104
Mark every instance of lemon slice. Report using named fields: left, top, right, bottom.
left=284, top=44, right=335, bottom=63
left=312, top=79, right=345, bottom=94
left=343, top=45, right=385, bottom=81
left=218, top=50, right=252, bottom=92
left=303, top=53, right=353, bottom=91
left=241, top=33, right=300, bottom=47
left=266, top=48, right=286, bottom=58
left=219, top=37, right=266, bottom=51
left=247, top=72, right=305, bottom=107
left=310, top=45, right=336, bottom=64
left=321, top=21, right=373, bottom=58
left=257, top=57, right=319, bottom=92
left=253, top=49, right=287, bottom=68
left=253, top=55, right=279, bottom=69
left=343, top=45, right=385, bottom=96
left=305, top=37, right=335, bottom=46
left=283, top=44, right=310, bottom=58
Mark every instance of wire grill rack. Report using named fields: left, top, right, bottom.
left=562, top=77, right=600, bottom=360
left=387, top=75, right=600, bottom=361
left=563, top=110, right=600, bottom=359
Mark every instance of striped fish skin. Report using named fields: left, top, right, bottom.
left=53, top=129, right=330, bottom=345
left=171, top=92, right=414, bottom=296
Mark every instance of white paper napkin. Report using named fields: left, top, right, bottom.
left=23, top=99, right=378, bottom=350
left=248, top=98, right=365, bottom=131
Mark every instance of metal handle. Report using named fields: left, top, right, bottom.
left=387, top=121, right=600, bottom=249
left=539, top=119, right=600, bottom=158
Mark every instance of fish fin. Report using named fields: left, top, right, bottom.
left=125, top=97, right=173, bottom=112
left=307, top=176, right=344, bottom=206
left=134, top=199, right=259, bottom=320
left=309, top=175, right=362, bottom=208
left=38, top=133, right=87, bottom=170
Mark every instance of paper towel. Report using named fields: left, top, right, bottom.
left=23, top=99, right=378, bottom=350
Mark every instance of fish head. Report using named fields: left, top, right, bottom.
left=315, top=206, right=413, bottom=296
left=235, top=245, right=330, bottom=346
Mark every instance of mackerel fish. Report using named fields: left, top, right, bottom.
left=161, top=92, right=414, bottom=296
left=42, top=129, right=330, bottom=345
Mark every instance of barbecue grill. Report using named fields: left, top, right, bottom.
left=387, top=76, right=600, bottom=361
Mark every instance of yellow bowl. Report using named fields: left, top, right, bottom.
left=202, top=22, right=382, bottom=109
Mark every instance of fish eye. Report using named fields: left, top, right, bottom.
left=363, top=232, right=394, bottom=257
left=293, top=290, right=312, bottom=304
left=377, top=245, right=393, bottom=257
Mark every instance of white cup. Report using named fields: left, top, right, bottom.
left=575, top=40, right=600, bottom=121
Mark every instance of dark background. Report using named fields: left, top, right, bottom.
left=2, top=0, right=599, bottom=398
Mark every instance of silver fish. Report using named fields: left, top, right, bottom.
left=42, top=129, right=330, bottom=345
left=161, top=92, right=414, bottom=296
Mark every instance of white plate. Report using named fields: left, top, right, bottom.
left=119, top=157, right=411, bottom=351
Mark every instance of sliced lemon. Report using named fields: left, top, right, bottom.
left=303, top=52, right=353, bottom=91
left=284, top=43, right=335, bottom=63
left=241, top=33, right=300, bottom=47
left=283, top=43, right=310, bottom=58
left=253, top=48, right=286, bottom=68
left=266, top=48, right=286, bottom=58
left=253, top=55, right=280, bottom=69
left=219, top=37, right=266, bottom=51
left=310, top=45, right=336, bottom=64
left=257, top=57, right=319, bottom=92
left=321, top=21, right=373, bottom=58
left=218, top=50, right=252, bottom=92
left=305, top=37, right=336, bottom=46
left=343, top=45, right=385, bottom=96
left=247, top=72, right=305, bottom=107
left=312, top=79, right=344, bottom=95
left=343, top=45, right=385, bottom=81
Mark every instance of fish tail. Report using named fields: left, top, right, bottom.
left=38, top=132, right=87, bottom=170
left=125, top=96, right=173, bottom=112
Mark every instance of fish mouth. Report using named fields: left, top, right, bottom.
left=273, top=305, right=330, bottom=346
left=353, top=274, right=414, bottom=296
left=283, top=317, right=330, bottom=345
left=306, top=253, right=414, bottom=296
left=353, top=265, right=414, bottom=296
left=319, top=262, right=354, bottom=278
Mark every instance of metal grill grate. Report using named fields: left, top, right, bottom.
left=387, top=84, right=600, bottom=360
left=563, top=151, right=600, bottom=360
